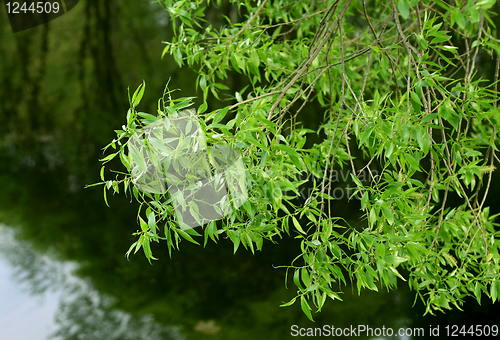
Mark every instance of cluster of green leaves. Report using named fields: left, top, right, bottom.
left=92, top=78, right=312, bottom=261
left=94, top=0, right=500, bottom=320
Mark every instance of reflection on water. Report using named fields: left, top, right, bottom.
left=0, top=224, right=184, bottom=340
left=0, top=262, right=60, bottom=340
left=0, top=223, right=419, bottom=340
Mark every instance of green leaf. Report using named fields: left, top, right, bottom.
left=384, top=255, right=408, bottom=266
left=99, top=152, right=119, bottom=163
left=213, top=106, right=229, bottom=124
left=477, top=0, right=496, bottom=9
left=451, top=8, right=466, bottom=29
left=410, top=91, right=422, bottom=107
left=301, top=267, right=311, bottom=287
left=228, top=230, right=241, bottom=253
left=125, top=241, right=139, bottom=259
left=292, top=216, right=306, bottom=234
left=380, top=202, right=394, bottom=224
left=360, top=126, right=374, bottom=146
left=177, top=228, right=200, bottom=245
left=251, top=50, right=260, bottom=68
left=293, top=268, right=303, bottom=289
left=276, top=134, right=288, bottom=144
left=280, top=296, right=297, bottom=307
left=388, top=266, right=406, bottom=281
left=300, top=295, right=314, bottom=322
left=213, top=82, right=229, bottom=90
left=103, top=186, right=109, bottom=207
left=398, top=0, right=410, bottom=20
left=147, top=211, right=157, bottom=234
left=131, top=81, right=146, bottom=108
left=306, top=283, right=319, bottom=292
left=139, top=217, right=148, bottom=233
left=277, top=144, right=303, bottom=169
left=198, top=102, right=208, bottom=114
left=491, top=281, right=498, bottom=302
left=230, top=54, right=241, bottom=73
left=172, top=100, right=193, bottom=110
left=199, top=75, right=207, bottom=93
left=416, top=126, right=430, bottom=155
left=405, top=153, right=420, bottom=170
left=422, top=112, right=438, bottom=124
left=431, top=34, right=452, bottom=46
left=421, top=133, right=431, bottom=156
left=174, top=48, right=183, bottom=65
left=161, top=44, right=170, bottom=59
left=475, top=282, right=482, bottom=305
left=137, top=112, right=159, bottom=122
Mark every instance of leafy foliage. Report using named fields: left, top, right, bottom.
left=92, top=0, right=500, bottom=319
